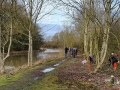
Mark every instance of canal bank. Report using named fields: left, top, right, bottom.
left=0, top=57, right=66, bottom=90
left=0, top=54, right=119, bottom=90
left=4, top=49, right=63, bottom=72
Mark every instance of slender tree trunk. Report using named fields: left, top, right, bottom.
left=94, top=0, right=111, bottom=72
left=28, top=0, right=33, bottom=66
left=94, top=27, right=110, bottom=72
left=89, top=37, right=93, bottom=55
left=0, top=15, right=3, bottom=74
left=30, top=34, right=32, bottom=66
left=84, top=0, right=91, bottom=72
left=28, top=31, right=33, bottom=66
left=28, top=31, right=30, bottom=66
left=0, top=0, right=13, bottom=74
left=0, top=0, right=3, bottom=74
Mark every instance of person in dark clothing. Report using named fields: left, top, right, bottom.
left=72, top=48, right=76, bottom=58
left=76, top=48, right=78, bottom=55
left=109, top=53, right=114, bottom=66
left=109, top=53, right=118, bottom=69
left=113, top=53, right=118, bottom=70
left=65, top=47, right=69, bottom=57
left=89, top=54, right=94, bottom=63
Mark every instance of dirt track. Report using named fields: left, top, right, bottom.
left=1, top=55, right=120, bottom=90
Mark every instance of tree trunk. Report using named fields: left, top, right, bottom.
left=28, top=31, right=33, bottom=66
left=0, top=0, right=13, bottom=74
left=0, top=15, right=3, bottom=74
left=93, top=0, right=111, bottom=73
left=28, top=0, right=33, bottom=66
left=94, top=28, right=110, bottom=72
left=30, top=35, right=33, bottom=66
left=84, top=0, right=91, bottom=72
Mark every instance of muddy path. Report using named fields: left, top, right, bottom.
left=1, top=55, right=120, bottom=90
left=0, top=58, right=67, bottom=90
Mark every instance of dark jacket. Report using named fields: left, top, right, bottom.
left=109, top=56, right=118, bottom=65
left=65, top=47, right=69, bottom=53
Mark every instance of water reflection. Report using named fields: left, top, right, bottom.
left=44, top=49, right=60, bottom=53
left=37, top=53, right=49, bottom=60
left=5, top=49, right=60, bottom=70
left=5, top=66, right=15, bottom=69
left=42, top=67, right=55, bottom=73
left=34, top=77, right=39, bottom=81
left=37, top=49, right=60, bottom=60
left=53, top=63, right=60, bottom=67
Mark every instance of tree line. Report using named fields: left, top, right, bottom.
left=0, top=0, right=56, bottom=74
left=44, top=0, right=120, bottom=73
left=0, top=0, right=120, bottom=74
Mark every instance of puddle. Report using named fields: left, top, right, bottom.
left=42, top=59, right=66, bottom=73
left=34, top=77, right=39, bottom=81
left=42, top=67, right=55, bottom=73
left=54, top=63, right=60, bottom=67
left=54, top=60, right=66, bottom=67
left=62, top=59, right=66, bottom=62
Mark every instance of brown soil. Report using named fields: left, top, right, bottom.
left=56, top=55, right=120, bottom=90
left=1, top=54, right=120, bottom=90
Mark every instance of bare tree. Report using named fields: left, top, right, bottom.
left=57, top=0, right=120, bottom=73
left=0, top=0, right=16, bottom=74
left=21, top=0, right=57, bottom=66
left=0, top=0, right=4, bottom=74
left=94, top=0, right=120, bottom=72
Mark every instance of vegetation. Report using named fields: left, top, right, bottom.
left=0, top=0, right=56, bottom=73
left=1, top=1, right=43, bottom=51
left=0, top=0, right=120, bottom=89
left=3, top=54, right=120, bottom=90
left=0, top=56, right=65, bottom=89
left=45, top=0, right=120, bottom=72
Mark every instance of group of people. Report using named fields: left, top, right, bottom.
left=65, top=47, right=119, bottom=70
left=64, top=47, right=78, bottom=58
left=109, top=53, right=119, bottom=70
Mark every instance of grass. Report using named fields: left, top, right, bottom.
left=27, top=58, right=98, bottom=90
left=0, top=65, right=40, bottom=86
left=28, top=70, right=67, bottom=90
left=0, top=57, right=64, bottom=87
left=0, top=51, right=98, bottom=90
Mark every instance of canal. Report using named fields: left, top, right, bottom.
left=4, top=49, right=62, bottom=70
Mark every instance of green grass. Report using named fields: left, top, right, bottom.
left=28, top=71, right=67, bottom=90
left=0, top=57, right=97, bottom=90
left=27, top=65, right=98, bottom=90
left=0, top=65, right=40, bottom=86
left=0, top=58, right=64, bottom=87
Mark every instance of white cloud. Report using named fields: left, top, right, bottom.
left=37, top=5, right=73, bottom=25
left=38, top=14, right=72, bottom=25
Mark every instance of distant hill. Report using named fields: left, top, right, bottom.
left=39, top=24, right=63, bottom=37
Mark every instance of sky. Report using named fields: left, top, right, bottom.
left=38, top=10, right=71, bottom=25
left=38, top=11, right=71, bottom=37
left=39, top=24, right=63, bottom=37
left=36, top=2, right=73, bottom=37
left=37, top=13, right=70, bottom=37
left=18, top=0, right=73, bottom=37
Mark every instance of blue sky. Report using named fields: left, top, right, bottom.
left=39, top=24, right=63, bottom=37
left=37, top=4, right=73, bottom=37
left=19, top=0, right=73, bottom=37
left=38, top=10, right=71, bottom=25
left=38, top=11, right=69, bottom=37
